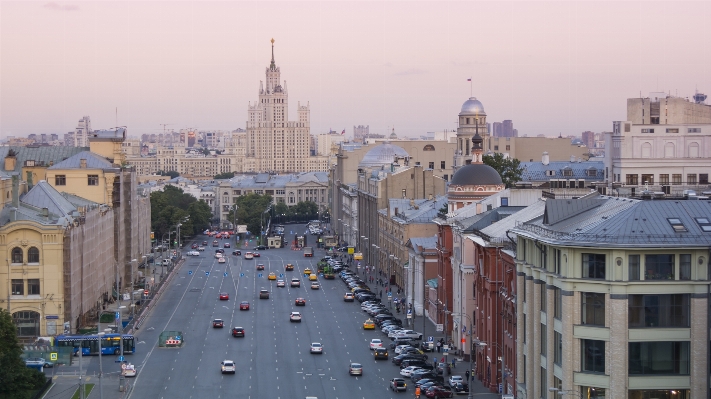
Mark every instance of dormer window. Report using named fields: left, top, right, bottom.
left=562, top=167, right=573, bottom=177
left=695, top=218, right=711, bottom=232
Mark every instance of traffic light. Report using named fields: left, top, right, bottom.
left=150, top=231, right=154, bottom=240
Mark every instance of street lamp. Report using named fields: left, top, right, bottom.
left=548, top=388, right=583, bottom=398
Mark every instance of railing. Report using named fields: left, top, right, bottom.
left=515, top=221, right=708, bottom=244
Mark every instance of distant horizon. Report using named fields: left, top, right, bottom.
left=2, top=1, right=708, bottom=139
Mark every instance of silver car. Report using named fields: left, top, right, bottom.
left=349, top=362, right=363, bottom=376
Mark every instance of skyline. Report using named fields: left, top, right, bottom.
left=1, top=1, right=710, bottom=139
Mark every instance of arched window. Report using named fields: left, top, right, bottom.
left=688, top=142, right=699, bottom=158
left=664, top=142, right=675, bottom=158
left=641, top=142, right=652, bottom=158
left=11, top=247, right=23, bottom=264
left=28, top=247, right=39, bottom=263
left=13, top=310, right=40, bottom=337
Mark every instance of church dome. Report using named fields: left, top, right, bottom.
left=460, top=97, right=485, bottom=115
left=450, top=164, right=502, bottom=186
left=359, top=143, right=409, bottom=168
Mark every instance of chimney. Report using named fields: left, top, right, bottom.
left=11, top=174, right=19, bottom=208
left=4, top=152, right=17, bottom=171
left=542, top=152, right=550, bottom=165
left=80, top=158, right=87, bottom=168
left=41, top=208, right=49, bottom=218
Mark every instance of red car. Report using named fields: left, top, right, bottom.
left=232, top=327, right=245, bottom=337
left=212, top=319, right=224, bottom=328
left=224, top=243, right=231, bottom=248
left=239, top=301, right=250, bottom=310
left=425, top=386, right=454, bottom=398
left=295, top=298, right=306, bottom=306
left=191, top=243, right=198, bottom=249
left=253, top=252, right=261, bottom=257
left=219, top=292, right=229, bottom=300
left=257, top=264, right=265, bottom=270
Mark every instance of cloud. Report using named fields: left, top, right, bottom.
left=43, top=2, right=79, bottom=12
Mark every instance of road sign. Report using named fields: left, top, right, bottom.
left=175, top=335, right=182, bottom=341
left=407, top=313, right=412, bottom=319
left=279, top=274, right=284, bottom=278
left=258, top=273, right=262, bottom=278
left=188, top=271, right=193, bottom=275
left=436, top=324, right=444, bottom=332
left=428, top=336, right=434, bottom=342
left=118, top=355, right=125, bottom=362
left=224, top=272, right=228, bottom=277
left=115, top=311, right=120, bottom=320
left=240, top=273, right=244, bottom=277
left=50, top=352, right=57, bottom=361
left=387, top=292, right=392, bottom=297
left=205, top=271, right=210, bottom=276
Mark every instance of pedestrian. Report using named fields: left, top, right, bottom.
left=415, top=386, right=421, bottom=399
left=379, top=290, right=383, bottom=299
left=451, top=358, right=456, bottom=368
left=465, top=370, right=470, bottom=381
left=436, top=341, right=442, bottom=353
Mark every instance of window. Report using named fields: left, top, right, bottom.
left=554, top=288, right=562, bottom=320
left=582, top=253, right=606, bottom=279
left=629, top=294, right=689, bottom=328
left=581, top=292, right=605, bottom=326
left=552, top=248, right=561, bottom=274
left=505, top=145, right=510, bottom=150
left=687, top=174, right=697, bottom=185
left=688, top=128, right=701, bottom=133
left=629, top=341, right=689, bottom=375
left=626, top=174, right=638, bottom=185
left=12, top=311, right=39, bottom=337
left=641, top=174, right=654, bottom=184
left=672, top=174, right=682, bottom=185
left=28, top=279, right=40, bottom=295
left=666, top=128, right=679, bottom=133
left=11, top=247, right=23, bottom=264
left=641, top=128, right=655, bottom=133
left=582, top=387, right=607, bottom=398
left=679, top=254, right=691, bottom=280
left=540, top=284, right=547, bottom=313
left=55, top=175, right=66, bottom=186
left=540, top=367, right=547, bottom=398
left=554, top=331, right=562, bottom=365
left=695, top=217, right=711, bottom=232
left=563, top=168, right=573, bottom=177
left=629, top=255, right=640, bottom=280
left=582, top=339, right=605, bottom=373
left=428, top=162, right=434, bottom=169
left=586, top=168, right=597, bottom=177
left=494, top=145, right=499, bottom=150
left=522, top=314, right=526, bottom=343
left=87, top=174, right=99, bottom=186
left=12, top=279, right=24, bottom=295
left=27, top=247, right=39, bottom=263
left=658, top=174, right=669, bottom=185
left=700, top=174, right=709, bottom=184
left=645, top=254, right=675, bottom=279
left=540, top=323, right=547, bottom=355
left=440, top=161, right=445, bottom=169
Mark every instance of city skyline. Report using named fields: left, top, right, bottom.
left=1, top=1, right=709, bottom=139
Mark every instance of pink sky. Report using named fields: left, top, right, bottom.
left=1, top=1, right=709, bottom=139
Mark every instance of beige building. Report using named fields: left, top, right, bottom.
left=488, top=136, right=589, bottom=162
left=627, top=93, right=711, bottom=125
left=513, top=196, right=710, bottom=399
left=0, top=146, right=88, bottom=185
left=317, top=132, right=346, bottom=157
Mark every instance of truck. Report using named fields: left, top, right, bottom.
left=303, top=247, right=313, bottom=257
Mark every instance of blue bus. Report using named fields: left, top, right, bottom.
left=55, top=333, right=135, bottom=356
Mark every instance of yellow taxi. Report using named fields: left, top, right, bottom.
left=303, top=268, right=312, bottom=275
left=309, top=274, right=318, bottom=281
left=363, top=319, right=375, bottom=330
left=268, top=272, right=276, bottom=280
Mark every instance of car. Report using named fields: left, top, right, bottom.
left=197, top=246, right=205, bottom=251
left=219, top=292, right=229, bottom=300
left=421, top=340, right=435, bottom=352
left=310, top=342, right=323, bottom=354
left=218, top=257, right=226, bottom=263
left=253, top=252, right=261, bottom=257
left=277, top=279, right=286, bottom=287
left=186, top=250, right=197, bottom=256
left=363, top=319, right=375, bottom=330
left=239, top=301, right=250, bottom=310
left=309, top=274, right=318, bottom=281
left=391, top=330, right=423, bottom=340
left=212, top=240, right=219, bottom=247
left=400, top=365, right=424, bottom=378
left=202, top=241, right=208, bottom=245
left=259, top=289, right=269, bottom=299
left=310, top=282, right=320, bottom=290
left=215, top=253, right=223, bottom=259
left=212, top=319, right=224, bottom=328
left=232, top=250, right=242, bottom=256
left=303, top=268, right=312, bottom=275
left=348, top=362, right=363, bottom=376
left=448, top=375, right=463, bottom=387
left=450, top=381, right=469, bottom=394
left=401, top=360, right=434, bottom=371
left=374, top=347, right=389, bottom=360
left=24, top=357, right=54, bottom=369
left=215, top=248, right=225, bottom=254
left=394, top=344, right=413, bottom=354
left=390, top=377, right=407, bottom=392
left=256, top=245, right=267, bottom=250
left=291, top=278, right=301, bottom=287
left=344, top=293, right=354, bottom=302
left=393, top=354, right=428, bottom=366
left=231, top=327, right=245, bottom=337
left=285, top=263, right=294, bottom=271
left=191, top=243, right=198, bottom=249
left=257, top=264, right=265, bottom=270
left=224, top=243, right=231, bottom=248
left=369, top=338, right=383, bottom=350
left=425, top=386, right=454, bottom=398
left=295, top=297, right=306, bottom=306
left=413, top=375, right=444, bottom=386
left=435, top=362, right=451, bottom=375
left=268, top=272, right=276, bottom=280
left=290, top=311, right=302, bottom=322
left=244, top=252, right=254, bottom=259
left=121, top=363, right=136, bottom=377
left=220, top=360, right=236, bottom=374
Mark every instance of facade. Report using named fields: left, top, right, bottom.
left=627, top=93, right=711, bottom=125
left=405, top=237, right=439, bottom=326
left=513, top=196, right=711, bottom=399
left=0, top=146, right=88, bottom=186
left=488, top=136, right=589, bottom=163
left=353, top=125, right=369, bottom=142
left=519, top=155, right=604, bottom=192
left=316, top=132, right=346, bottom=157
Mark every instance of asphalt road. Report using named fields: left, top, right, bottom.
left=126, top=228, right=422, bottom=399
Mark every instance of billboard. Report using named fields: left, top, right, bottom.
left=237, top=225, right=248, bottom=234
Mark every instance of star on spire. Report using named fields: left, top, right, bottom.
left=270, top=38, right=276, bottom=71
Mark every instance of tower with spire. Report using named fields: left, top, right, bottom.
left=246, top=39, right=316, bottom=173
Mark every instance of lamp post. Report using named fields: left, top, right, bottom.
left=548, top=388, right=582, bottom=398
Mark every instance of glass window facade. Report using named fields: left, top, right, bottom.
left=628, top=255, right=640, bottom=280
left=581, top=339, right=605, bottom=373
left=644, top=254, right=674, bottom=280
left=582, top=254, right=606, bottom=279
left=581, top=292, right=605, bottom=326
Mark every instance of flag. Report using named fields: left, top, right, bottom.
left=341, top=129, right=345, bottom=135
left=467, top=78, right=471, bottom=82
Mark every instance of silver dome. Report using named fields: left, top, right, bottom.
left=460, top=97, right=485, bottom=115
left=358, top=143, right=410, bottom=168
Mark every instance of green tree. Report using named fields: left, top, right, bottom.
left=483, top=153, right=524, bottom=188
left=0, top=310, right=46, bottom=399
left=214, top=172, right=235, bottom=180
left=226, top=194, right=273, bottom=236
left=187, top=200, right=212, bottom=235
left=150, top=186, right=213, bottom=240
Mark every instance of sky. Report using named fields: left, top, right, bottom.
left=1, top=1, right=710, bottom=139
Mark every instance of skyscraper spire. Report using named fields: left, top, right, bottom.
left=270, top=38, right=276, bottom=71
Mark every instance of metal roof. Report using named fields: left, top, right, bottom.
left=519, top=160, right=604, bottom=182
left=0, top=146, right=88, bottom=173
left=48, top=151, right=114, bottom=170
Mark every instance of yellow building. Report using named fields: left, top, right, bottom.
left=0, top=146, right=88, bottom=188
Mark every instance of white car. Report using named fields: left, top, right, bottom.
left=197, top=246, right=205, bottom=251
left=394, top=344, right=412, bottom=354
left=215, top=253, right=223, bottom=259
left=276, top=279, right=286, bottom=287
left=121, top=363, right=136, bottom=377
left=449, top=375, right=464, bottom=386
left=369, top=338, right=383, bottom=350
left=400, top=366, right=424, bottom=378
left=187, top=250, right=200, bottom=256
left=310, top=342, right=323, bottom=354
left=220, top=360, right=236, bottom=374
left=291, top=278, right=301, bottom=287
left=218, top=257, right=226, bottom=263
left=290, top=312, right=302, bottom=322
left=391, top=330, right=423, bottom=340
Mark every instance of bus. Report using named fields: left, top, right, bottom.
left=55, top=333, right=135, bottom=356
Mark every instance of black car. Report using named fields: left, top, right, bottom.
left=451, top=381, right=469, bottom=394
left=413, top=376, right=444, bottom=386
left=399, top=359, right=433, bottom=370
left=232, top=250, right=242, bottom=255
left=392, top=353, right=428, bottom=365
left=215, top=248, right=225, bottom=254
left=374, top=348, right=389, bottom=360
left=255, top=245, right=267, bottom=250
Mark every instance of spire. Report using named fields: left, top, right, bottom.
left=270, top=38, right=276, bottom=71
left=471, top=131, right=483, bottom=164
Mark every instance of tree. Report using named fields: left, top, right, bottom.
left=214, top=172, right=235, bottom=180
left=0, top=310, right=46, bottom=399
left=226, top=194, right=273, bottom=236
left=150, top=186, right=213, bottom=240
left=483, top=153, right=524, bottom=188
